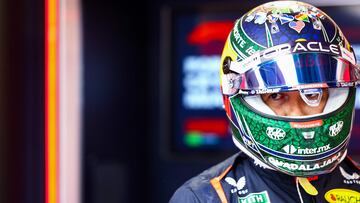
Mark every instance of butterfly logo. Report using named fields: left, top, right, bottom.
left=340, top=166, right=360, bottom=180
left=225, top=176, right=248, bottom=195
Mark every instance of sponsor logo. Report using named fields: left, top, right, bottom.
left=266, top=127, right=286, bottom=140
left=229, top=41, right=351, bottom=74
left=298, top=144, right=330, bottom=155
left=238, top=191, right=271, bottom=203
left=225, top=176, right=248, bottom=195
left=337, top=82, right=355, bottom=88
left=268, top=152, right=342, bottom=172
left=231, top=19, right=260, bottom=59
left=290, top=120, right=323, bottom=129
left=258, top=41, right=340, bottom=61
left=293, top=83, right=328, bottom=90
left=329, top=121, right=344, bottom=137
left=282, top=144, right=330, bottom=155
left=251, top=88, right=281, bottom=95
left=340, top=166, right=360, bottom=185
left=233, top=25, right=249, bottom=49
left=324, top=189, right=360, bottom=203
left=283, top=145, right=297, bottom=154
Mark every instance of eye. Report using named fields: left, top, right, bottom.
left=304, top=93, right=319, bottom=100
left=270, top=93, right=283, bottom=100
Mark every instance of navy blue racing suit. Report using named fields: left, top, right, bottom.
left=170, top=153, right=360, bottom=203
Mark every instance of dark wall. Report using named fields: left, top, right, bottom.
left=82, top=0, right=150, bottom=202
left=0, top=0, right=45, bottom=203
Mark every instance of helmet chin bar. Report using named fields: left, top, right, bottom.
left=299, top=88, right=323, bottom=107
left=229, top=88, right=355, bottom=177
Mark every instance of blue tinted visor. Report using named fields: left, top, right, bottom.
left=240, top=53, right=360, bottom=93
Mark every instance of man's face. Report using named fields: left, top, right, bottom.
left=261, top=89, right=329, bottom=116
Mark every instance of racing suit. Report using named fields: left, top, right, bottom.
left=170, top=153, right=360, bottom=203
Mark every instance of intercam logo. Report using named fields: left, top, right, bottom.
left=282, top=144, right=330, bottom=155
left=238, top=191, right=271, bottom=203
left=324, top=189, right=360, bottom=203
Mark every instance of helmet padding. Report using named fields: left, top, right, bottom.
left=243, top=88, right=349, bottom=117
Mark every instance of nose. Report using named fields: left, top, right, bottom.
left=284, top=92, right=308, bottom=116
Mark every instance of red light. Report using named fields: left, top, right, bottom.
left=187, top=21, right=233, bottom=45
left=185, top=118, right=228, bottom=136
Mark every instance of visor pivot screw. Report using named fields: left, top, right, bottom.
left=222, top=57, right=232, bottom=74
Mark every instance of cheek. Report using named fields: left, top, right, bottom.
left=272, top=109, right=286, bottom=116
left=303, top=99, right=327, bottom=114
left=269, top=103, right=287, bottom=116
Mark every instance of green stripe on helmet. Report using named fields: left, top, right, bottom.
left=230, top=18, right=265, bottom=61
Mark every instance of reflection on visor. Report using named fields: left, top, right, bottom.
left=240, top=53, right=359, bottom=93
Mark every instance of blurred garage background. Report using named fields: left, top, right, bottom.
left=2, top=0, right=360, bottom=203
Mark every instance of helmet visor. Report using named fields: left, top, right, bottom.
left=239, top=53, right=360, bottom=93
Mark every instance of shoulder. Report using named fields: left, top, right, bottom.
left=342, top=156, right=360, bottom=170
left=169, top=186, right=201, bottom=203
left=332, top=156, right=360, bottom=184
left=169, top=153, right=245, bottom=202
left=323, top=156, right=360, bottom=193
left=336, top=156, right=360, bottom=175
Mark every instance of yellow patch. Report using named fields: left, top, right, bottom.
left=295, top=38, right=307, bottom=42
left=298, top=177, right=318, bottom=196
left=324, top=189, right=360, bottom=203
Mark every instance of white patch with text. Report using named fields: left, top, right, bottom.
left=225, top=176, right=248, bottom=195
left=340, top=166, right=360, bottom=185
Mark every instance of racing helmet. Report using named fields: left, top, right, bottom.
left=220, top=1, right=360, bottom=177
